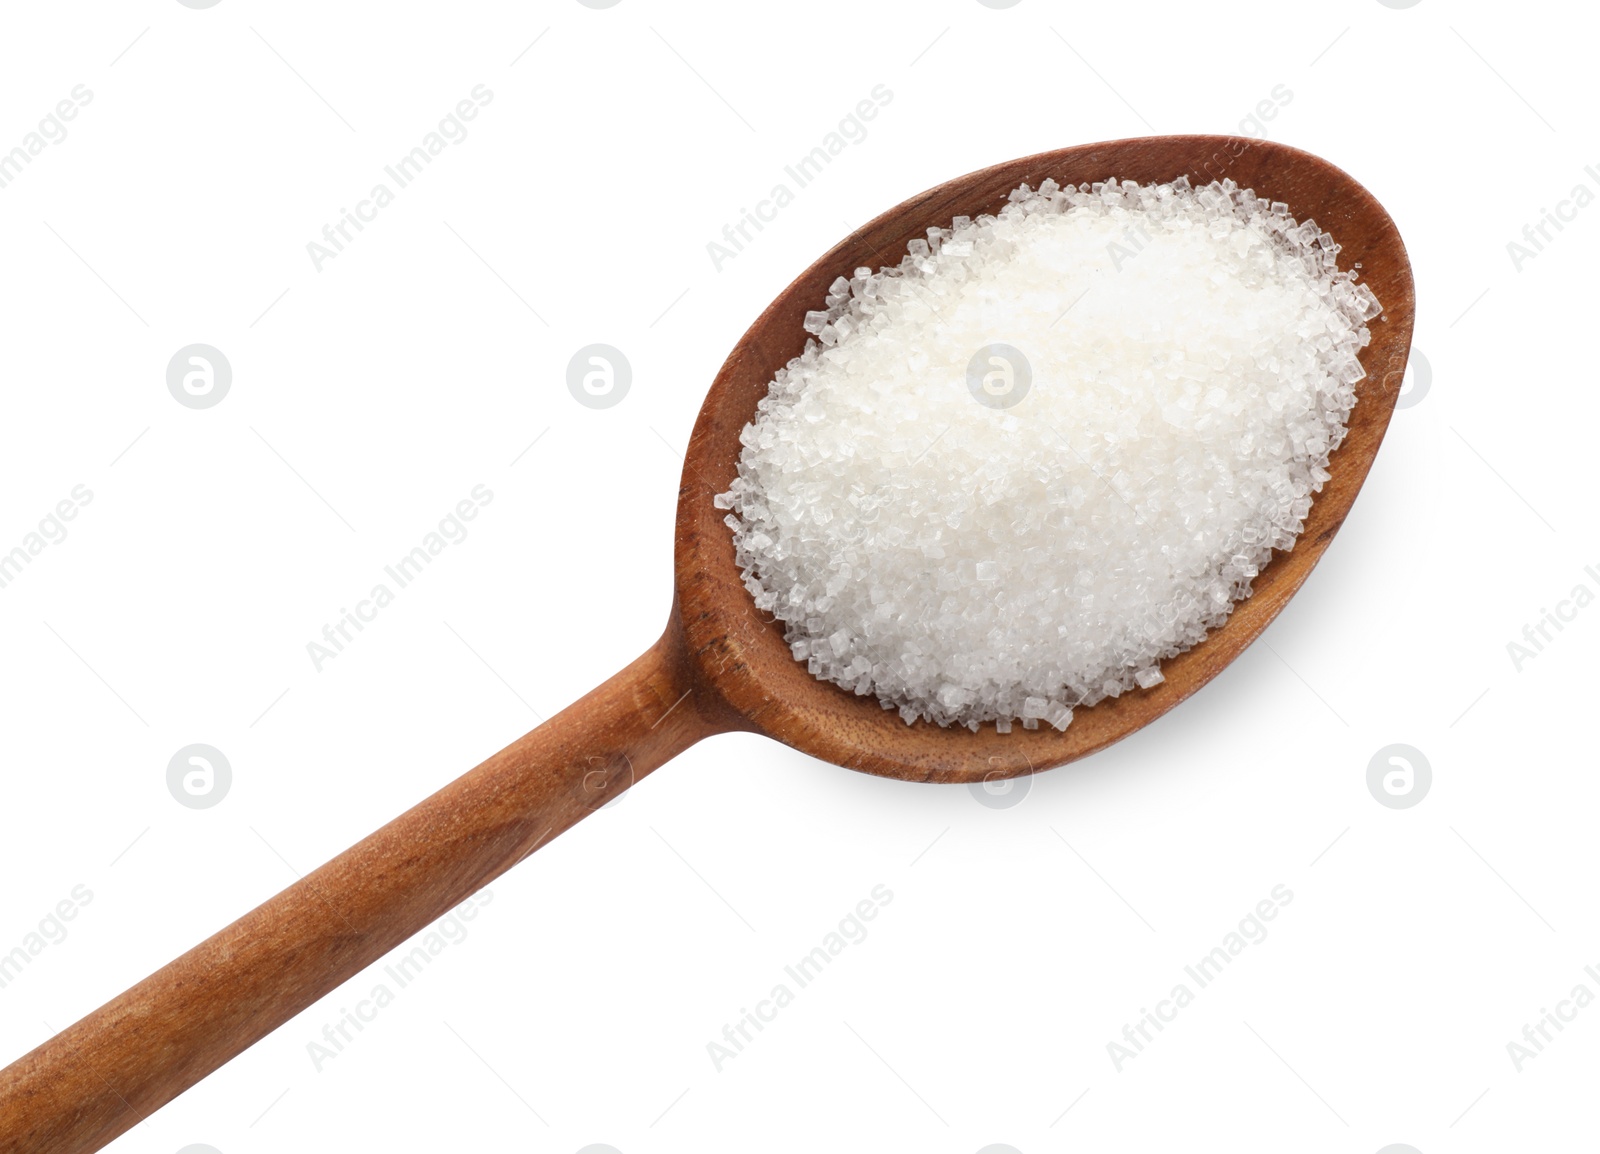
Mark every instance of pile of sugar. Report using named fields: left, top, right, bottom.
left=717, top=176, right=1380, bottom=731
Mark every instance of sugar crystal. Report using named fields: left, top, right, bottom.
left=718, top=178, right=1376, bottom=729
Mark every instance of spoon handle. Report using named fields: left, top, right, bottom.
left=0, top=615, right=725, bottom=1154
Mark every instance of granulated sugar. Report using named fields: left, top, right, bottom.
left=717, top=177, right=1380, bottom=731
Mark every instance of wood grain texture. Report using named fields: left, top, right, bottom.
left=0, top=135, right=1410, bottom=1152
left=676, top=134, right=1414, bottom=783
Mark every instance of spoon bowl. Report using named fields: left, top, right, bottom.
left=677, top=133, right=1414, bottom=783
left=0, top=134, right=1413, bottom=1153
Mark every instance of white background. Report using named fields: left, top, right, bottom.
left=0, top=1, right=1593, bottom=1151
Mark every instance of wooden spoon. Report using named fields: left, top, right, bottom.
left=0, top=135, right=1413, bottom=1152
